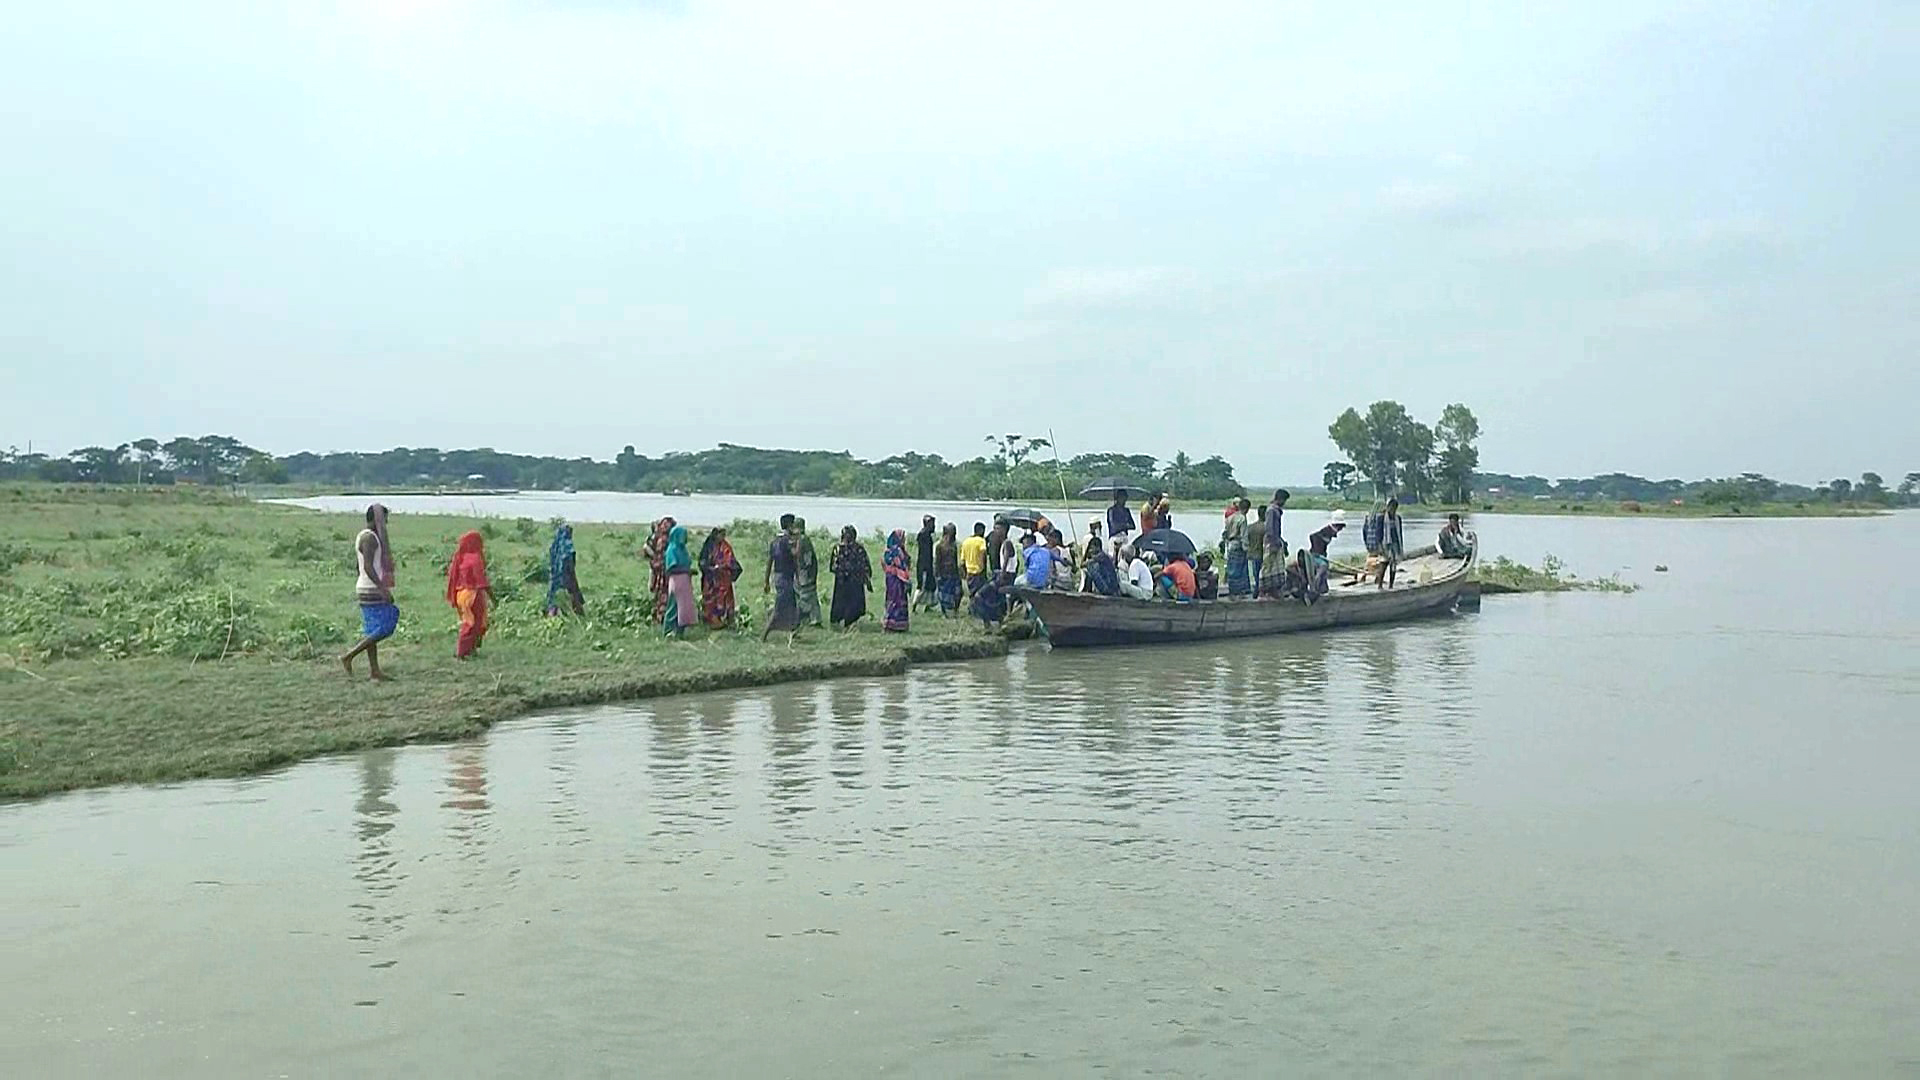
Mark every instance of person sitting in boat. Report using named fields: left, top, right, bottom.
left=1020, top=532, right=1058, bottom=590
left=1084, top=545, right=1122, bottom=596
left=1156, top=552, right=1198, bottom=602
left=1119, top=544, right=1155, bottom=600
left=1047, top=528, right=1077, bottom=592
left=1302, top=510, right=1346, bottom=602
left=1438, top=513, right=1472, bottom=559
left=1193, top=551, right=1220, bottom=600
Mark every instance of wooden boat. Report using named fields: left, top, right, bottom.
left=1021, top=543, right=1478, bottom=647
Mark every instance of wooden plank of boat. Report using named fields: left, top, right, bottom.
left=1020, top=544, right=1477, bottom=647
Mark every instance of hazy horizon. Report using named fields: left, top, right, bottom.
left=4, top=2, right=1915, bottom=483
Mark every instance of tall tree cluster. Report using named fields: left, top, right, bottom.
left=1325, top=402, right=1481, bottom=503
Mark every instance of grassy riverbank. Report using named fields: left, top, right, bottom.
left=0, top=487, right=1006, bottom=799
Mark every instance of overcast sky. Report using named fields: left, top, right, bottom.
left=3, top=1, right=1914, bottom=485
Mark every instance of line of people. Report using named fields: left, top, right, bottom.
left=337, top=497, right=1479, bottom=680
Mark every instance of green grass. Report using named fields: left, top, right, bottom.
left=1470, top=554, right=1639, bottom=594
left=0, top=486, right=1007, bottom=800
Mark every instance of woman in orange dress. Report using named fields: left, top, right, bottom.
left=446, top=530, right=493, bottom=658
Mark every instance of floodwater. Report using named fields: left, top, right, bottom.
left=5, top=513, right=1918, bottom=1075
left=281, top=490, right=1136, bottom=536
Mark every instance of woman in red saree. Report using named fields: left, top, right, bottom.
left=445, top=530, right=492, bottom=658
left=698, top=527, right=741, bottom=629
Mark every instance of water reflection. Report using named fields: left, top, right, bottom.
left=350, top=749, right=402, bottom=967
left=18, top=514, right=1920, bottom=1077
left=765, top=688, right=815, bottom=824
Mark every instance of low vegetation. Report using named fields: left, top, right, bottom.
left=0, top=486, right=1006, bottom=799
left=1470, top=554, right=1639, bottom=594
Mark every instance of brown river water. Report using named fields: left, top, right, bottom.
left=5, top=512, right=1917, bottom=1075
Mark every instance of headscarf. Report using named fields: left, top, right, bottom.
left=884, top=529, right=911, bottom=581
left=664, top=524, right=691, bottom=572
left=647, top=517, right=674, bottom=561
left=699, top=527, right=732, bottom=574
left=831, top=527, right=870, bottom=581
left=445, top=530, right=488, bottom=604
left=545, top=524, right=575, bottom=605
left=366, top=503, right=394, bottom=586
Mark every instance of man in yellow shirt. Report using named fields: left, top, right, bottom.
left=959, top=521, right=991, bottom=595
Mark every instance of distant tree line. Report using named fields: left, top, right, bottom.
left=1471, top=470, right=1919, bottom=507
left=7, top=432, right=1912, bottom=510
left=0, top=434, right=1249, bottom=502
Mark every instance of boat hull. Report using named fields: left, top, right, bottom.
left=1022, top=548, right=1476, bottom=647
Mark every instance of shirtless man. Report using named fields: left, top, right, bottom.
left=341, top=503, right=397, bottom=680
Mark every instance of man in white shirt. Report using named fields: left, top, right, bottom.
left=1120, top=545, right=1155, bottom=600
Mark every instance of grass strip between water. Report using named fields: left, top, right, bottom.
left=0, top=486, right=1010, bottom=800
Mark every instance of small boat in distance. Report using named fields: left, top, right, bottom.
left=665, top=488, right=691, bottom=497
left=1022, top=543, right=1477, bottom=648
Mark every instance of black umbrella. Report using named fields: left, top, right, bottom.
left=1078, top=477, right=1150, bottom=499
left=1132, top=528, right=1196, bottom=560
left=995, top=508, right=1045, bottom=529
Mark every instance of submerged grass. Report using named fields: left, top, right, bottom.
left=1470, top=554, right=1639, bottom=595
left=0, top=486, right=1007, bottom=800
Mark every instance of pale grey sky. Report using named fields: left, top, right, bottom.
left=3, top=1, right=1914, bottom=484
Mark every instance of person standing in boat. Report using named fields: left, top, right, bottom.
left=1249, top=503, right=1268, bottom=593
left=1375, top=498, right=1406, bottom=588
left=1221, top=497, right=1252, bottom=597
left=1139, top=494, right=1161, bottom=536
left=1106, top=492, right=1136, bottom=552
left=1257, top=490, right=1290, bottom=598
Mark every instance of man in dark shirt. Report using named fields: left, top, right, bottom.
left=1106, top=492, right=1136, bottom=551
left=761, top=513, right=803, bottom=642
left=914, top=515, right=937, bottom=610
